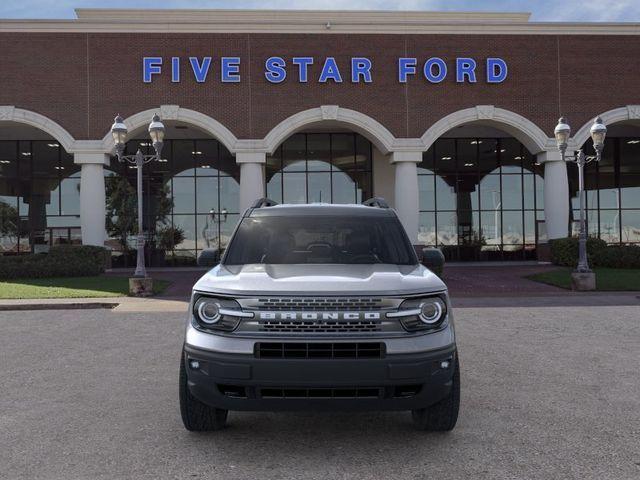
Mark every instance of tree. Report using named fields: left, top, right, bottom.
left=105, top=175, right=173, bottom=251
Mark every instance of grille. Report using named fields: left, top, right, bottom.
left=255, top=342, right=385, bottom=359
left=260, top=320, right=381, bottom=333
left=255, top=297, right=384, bottom=311
left=260, top=387, right=382, bottom=398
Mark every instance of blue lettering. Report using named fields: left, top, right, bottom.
left=456, top=58, right=477, bottom=83
left=265, top=56, right=287, bottom=83
left=487, top=58, right=508, bottom=83
left=398, top=58, right=417, bottom=83
left=171, top=57, right=180, bottom=83
left=292, top=57, right=313, bottom=82
left=351, top=57, right=372, bottom=83
left=424, top=57, right=447, bottom=83
left=221, top=57, right=240, bottom=83
left=319, top=57, right=342, bottom=83
left=189, top=57, right=212, bottom=83
left=143, top=57, right=162, bottom=83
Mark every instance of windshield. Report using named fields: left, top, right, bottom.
left=223, top=215, right=417, bottom=266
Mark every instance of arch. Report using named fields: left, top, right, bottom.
left=0, top=106, right=76, bottom=152
left=263, top=106, right=396, bottom=155
left=571, top=105, right=640, bottom=148
left=420, top=106, right=552, bottom=154
left=100, top=105, right=239, bottom=154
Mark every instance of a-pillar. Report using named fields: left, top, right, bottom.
left=391, top=151, right=422, bottom=244
left=539, top=150, right=569, bottom=239
left=237, top=151, right=266, bottom=213
left=75, top=152, right=109, bottom=246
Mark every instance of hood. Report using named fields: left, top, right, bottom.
left=193, top=263, right=447, bottom=296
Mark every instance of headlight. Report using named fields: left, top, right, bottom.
left=196, top=298, right=221, bottom=324
left=387, top=295, right=447, bottom=331
left=192, top=295, right=252, bottom=332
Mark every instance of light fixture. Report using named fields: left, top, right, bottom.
left=54, top=166, right=65, bottom=170
left=500, top=148, right=506, bottom=152
left=464, top=163, right=474, bottom=167
left=441, top=156, right=452, bottom=160
left=47, top=143, right=59, bottom=148
left=200, top=165, right=211, bottom=168
left=192, top=151, right=203, bottom=155
left=0, top=160, right=10, bottom=164
left=589, top=116, right=607, bottom=152
left=554, top=116, right=571, bottom=154
left=147, top=113, right=165, bottom=157
left=110, top=114, right=128, bottom=157
left=21, top=152, right=31, bottom=156
left=627, top=139, right=640, bottom=144
left=514, top=156, right=523, bottom=160
left=470, top=140, right=483, bottom=144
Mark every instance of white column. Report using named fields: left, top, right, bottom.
left=237, top=151, right=266, bottom=213
left=391, top=151, right=422, bottom=244
left=75, top=153, right=109, bottom=246
left=539, top=150, right=569, bottom=240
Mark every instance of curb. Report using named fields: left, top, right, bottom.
left=0, top=302, right=119, bottom=312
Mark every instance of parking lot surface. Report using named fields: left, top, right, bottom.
left=1, top=306, right=639, bottom=479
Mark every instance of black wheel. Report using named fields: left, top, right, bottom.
left=179, top=355, right=228, bottom=431
left=411, top=356, right=460, bottom=431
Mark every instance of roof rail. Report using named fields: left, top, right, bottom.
left=362, top=197, right=389, bottom=209
left=250, top=197, right=279, bottom=209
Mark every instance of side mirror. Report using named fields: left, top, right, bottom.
left=197, top=248, right=221, bottom=267
left=421, top=247, right=445, bottom=277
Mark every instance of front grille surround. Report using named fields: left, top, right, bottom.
left=242, top=297, right=391, bottom=311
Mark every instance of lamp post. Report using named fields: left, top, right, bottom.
left=554, top=116, right=607, bottom=289
left=110, top=113, right=165, bottom=286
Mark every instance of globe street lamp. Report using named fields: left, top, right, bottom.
left=110, top=113, right=165, bottom=286
left=554, top=116, right=607, bottom=289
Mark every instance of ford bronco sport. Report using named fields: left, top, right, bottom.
left=180, top=198, right=459, bottom=431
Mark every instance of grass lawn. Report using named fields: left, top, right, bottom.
left=0, top=276, right=170, bottom=299
left=527, top=268, right=640, bottom=291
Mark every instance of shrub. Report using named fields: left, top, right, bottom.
left=550, top=237, right=607, bottom=267
left=0, top=245, right=109, bottom=280
left=592, top=245, right=640, bottom=269
left=421, top=247, right=445, bottom=277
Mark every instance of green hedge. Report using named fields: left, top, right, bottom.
left=592, top=245, right=640, bottom=269
left=0, top=245, right=109, bottom=280
left=550, top=237, right=640, bottom=269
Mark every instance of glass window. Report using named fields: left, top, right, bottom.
left=173, top=140, right=195, bottom=176
left=307, top=134, right=331, bottom=171
left=621, top=210, right=640, bottom=243
left=501, top=175, right=523, bottom=210
left=308, top=172, right=332, bottom=203
left=331, top=134, right=356, bottom=171
left=282, top=172, right=307, bottom=203
left=435, top=176, right=456, bottom=210
left=195, top=176, right=219, bottom=214
left=418, top=211, right=436, bottom=246
left=282, top=134, right=306, bottom=172
left=224, top=215, right=417, bottom=266
left=418, top=175, right=435, bottom=210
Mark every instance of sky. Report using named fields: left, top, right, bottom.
left=0, top=0, right=639, bottom=22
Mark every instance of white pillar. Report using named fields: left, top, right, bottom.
left=237, top=152, right=266, bottom=213
left=391, top=151, right=422, bottom=244
left=75, top=153, right=109, bottom=246
left=539, top=151, right=569, bottom=240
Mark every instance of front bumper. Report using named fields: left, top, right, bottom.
left=183, top=342, right=457, bottom=412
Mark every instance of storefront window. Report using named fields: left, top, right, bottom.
left=107, top=138, right=239, bottom=266
left=266, top=133, right=373, bottom=204
left=418, top=137, right=543, bottom=261
left=570, top=136, right=640, bottom=244
left=0, top=140, right=80, bottom=255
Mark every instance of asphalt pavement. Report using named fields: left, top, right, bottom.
left=0, top=306, right=639, bottom=479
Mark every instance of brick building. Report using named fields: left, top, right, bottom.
left=0, top=9, right=639, bottom=264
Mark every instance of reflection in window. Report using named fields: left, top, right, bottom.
left=107, top=139, right=239, bottom=266
left=570, top=137, right=640, bottom=245
left=0, top=140, right=81, bottom=254
left=266, top=133, right=372, bottom=204
left=418, top=138, right=542, bottom=260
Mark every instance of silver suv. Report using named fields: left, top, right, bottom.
left=179, top=198, right=459, bottom=431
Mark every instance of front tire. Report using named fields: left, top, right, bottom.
left=179, top=355, right=228, bottom=431
left=411, top=356, right=460, bottom=431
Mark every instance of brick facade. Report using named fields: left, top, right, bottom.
left=1, top=31, right=638, bottom=142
